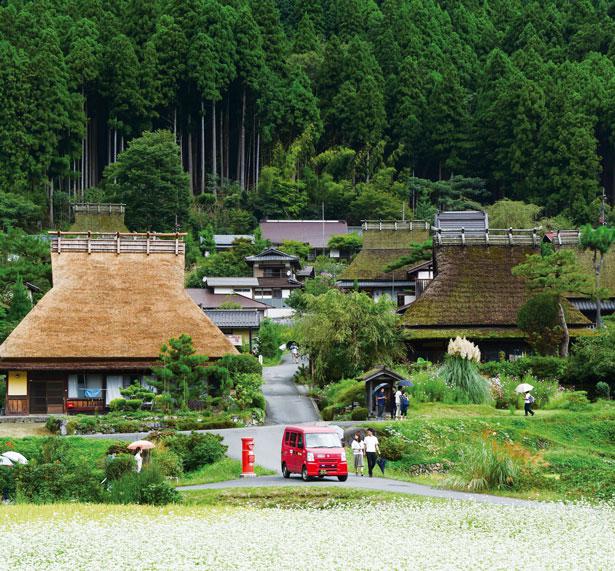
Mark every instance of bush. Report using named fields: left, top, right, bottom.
left=120, top=383, right=155, bottom=401
left=595, top=382, right=610, bottom=400
left=546, top=390, right=591, bottom=411
left=449, top=439, right=521, bottom=492
left=321, top=405, right=340, bottom=421
left=105, top=454, right=136, bottom=481
left=409, top=370, right=450, bottom=403
left=255, top=318, right=282, bottom=358
left=219, top=354, right=262, bottom=378
left=379, top=435, right=409, bottom=461
left=109, top=399, right=126, bottom=412
left=140, top=481, right=180, bottom=505
left=45, top=416, right=68, bottom=434
left=480, top=356, right=566, bottom=383
left=566, top=323, right=615, bottom=391
left=517, top=293, right=563, bottom=355
left=233, top=373, right=265, bottom=411
left=163, top=432, right=227, bottom=472
left=440, top=356, right=491, bottom=404
left=351, top=407, right=368, bottom=421
left=152, top=450, right=183, bottom=478
left=153, top=393, right=174, bottom=413
left=323, top=379, right=365, bottom=409
left=107, top=465, right=179, bottom=505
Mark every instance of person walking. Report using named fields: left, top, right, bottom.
left=394, top=386, right=402, bottom=420
left=376, top=388, right=386, bottom=420
left=351, top=433, right=365, bottom=476
left=364, top=429, right=380, bottom=477
left=290, top=343, right=299, bottom=364
left=400, top=390, right=409, bottom=418
left=524, top=391, right=535, bottom=416
left=134, top=448, right=143, bottom=473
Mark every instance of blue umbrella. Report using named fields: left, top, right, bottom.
left=372, top=382, right=389, bottom=394
left=398, top=379, right=413, bottom=387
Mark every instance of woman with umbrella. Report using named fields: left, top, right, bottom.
left=127, top=440, right=155, bottom=473
left=516, top=382, right=535, bottom=417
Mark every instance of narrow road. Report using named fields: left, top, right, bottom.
left=262, top=354, right=320, bottom=425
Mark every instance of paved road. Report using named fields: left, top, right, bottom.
left=262, top=354, right=320, bottom=425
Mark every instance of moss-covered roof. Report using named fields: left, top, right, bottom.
left=403, top=327, right=595, bottom=340
left=69, top=213, right=128, bottom=233
left=339, top=228, right=430, bottom=281
left=402, top=245, right=590, bottom=329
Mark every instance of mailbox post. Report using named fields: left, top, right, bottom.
left=240, top=437, right=255, bottom=477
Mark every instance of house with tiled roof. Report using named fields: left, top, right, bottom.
left=336, top=220, right=432, bottom=306
left=259, top=219, right=348, bottom=258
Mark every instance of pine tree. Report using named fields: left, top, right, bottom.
left=7, top=275, right=31, bottom=324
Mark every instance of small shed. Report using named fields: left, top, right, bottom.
left=360, top=366, right=408, bottom=418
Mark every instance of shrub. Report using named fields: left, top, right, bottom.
left=409, top=370, right=450, bottom=403
left=321, top=405, right=339, bottom=421
left=480, top=356, right=566, bottom=383
left=379, top=435, right=409, bottom=461
left=45, top=416, right=67, bottom=434
left=120, top=383, right=155, bottom=401
left=234, top=373, right=265, bottom=410
left=124, top=399, right=143, bottom=411
left=440, top=355, right=491, bottom=404
left=219, top=354, right=262, bottom=378
left=163, top=432, right=227, bottom=472
left=595, top=382, right=610, bottom=400
left=517, top=293, right=563, bottom=355
left=545, top=390, right=591, bottom=411
left=153, top=393, right=174, bottom=413
left=351, top=407, right=368, bottom=421
left=323, top=379, right=364, bottom=409
left=140, top=481, right=180, bottom=505
left=107, top=465, right=178, bottom=505
left=449, top=439, right=521, bottom=492
left=105, top=454, right=136, bottom=481
left=566, top=323, right=615, bottom=391
left=152, top=450, right=183, bottom=478
left=256, top=318, right=282, bottom=358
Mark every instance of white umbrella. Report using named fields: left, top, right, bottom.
left=515, top=383, right=534, bottom=393
left=1, top=451, right=28, bottom=465
left=127, top=440, right=155, bottom=451
left=0, top=456, right=14, bottom=467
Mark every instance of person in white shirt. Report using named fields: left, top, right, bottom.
left=350, top=433, right=365, bottom=476
left=363, top=429, right=380, bottom=477
left=134, top=449, right=143, bottom=473
left=524, top=392, right=535, bottom=416
left=394, top=388, right=402, bottom=420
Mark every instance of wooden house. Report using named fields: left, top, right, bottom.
left=336, top=220, right=431, bottom=306
left=401, top=229, right=593, bottom=361
left=259, top=219, right=348, bottom=258
left=0, top=232, right=236, bottom=415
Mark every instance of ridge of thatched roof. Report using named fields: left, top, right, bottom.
left=0, top=249, right=237, bottom=365
left=339, top=228, right=430, bottom=281
left=402, top=245, right=590, bottom=329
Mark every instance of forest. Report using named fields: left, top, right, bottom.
left=1, top=0, right=615, bottom=231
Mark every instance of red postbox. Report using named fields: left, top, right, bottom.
left=241, top=437, right=255, bottom=477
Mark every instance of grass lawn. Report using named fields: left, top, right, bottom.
left=176, top=456, right=275, bottom=486
left=352, top=400, right=615, bottom=502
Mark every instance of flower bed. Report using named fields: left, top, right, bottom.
left=1, top=500, right=613, bottom=569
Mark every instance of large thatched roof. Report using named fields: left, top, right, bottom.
left=402, top=245, right=590, bottom=336
left=0, top=237, right=237, bottom=369
left=339, top=227, right=430, bottom=281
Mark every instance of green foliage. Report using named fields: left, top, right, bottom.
left=120, top=383, right=155, bottom=401
left=328, top=233, right=362, bottom=256
left=480, top=356, right=567, bottom=383
left=151, top=449, right=183, bottom=479
left=486, top=199, right=542, bottom=229
left=256, top=318, right=283, bottom=358
left=595, top=382, right=610, bottom=400
left=351, top=407, right=369, bottom=421
left=218, top=354, right=262, bottom=378
left=545, top=391, right=591, bottom=412
left=384, top=239, right=432, bottom=273
left=108, top=465, right=179, bottom=505
left=566, top=323, right=615, bottom=391
left=294, top=289, right=403, bottom=384
left=105, top=454, right=136, bottom=481
left=233, top=373, right=265, bottom=410
left=103, top=130, right=190, bottom=232
left=449, top=439, right=521, bottom=492
left=0, top=193, right=42, bottom=232
left=440, top=356, right=492, bottom=404
left=409, top=370, right=450, bottom=403
left=148, top=335, right=210, bottom=409
left=162, top=432, right=227, bottom=472
left=279, top=240, right=309, bottom=260
left=517, top=293, right=562, bottom=355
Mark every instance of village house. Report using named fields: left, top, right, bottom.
left=336, top=220, right=432, bottom=307
left=212, top=234, right=255, bottom=252
left=259, top=219, right=349, bottom=258
left=401, top=225, right=593, bottom=362
left=0, top=232, right=236, bottom=415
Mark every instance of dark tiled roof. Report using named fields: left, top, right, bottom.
left=339, top=228, right=430, bottom=281
left=361, top=366, right=407, bottom=383
left=204, top=277, right=259, bottom=287
left=204, top=309, right=262, bottom=328
left=260, top=220, right=348, bottom=248
left=296, top=266, right=314, bottom=277
left=245, top=247, right=299, bottom=263
left=256, top=277, right=303, bottom=288
left=402, top=245, right=590, bottom=328
left=434, top=210, right=488, bottom=232
left=185, top=289, right=269, bottom=310
left=213, top=234, right=254, bottom=246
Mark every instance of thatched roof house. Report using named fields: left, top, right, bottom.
left=337, top=221, right=431, bottom=306
left=0, top=232, right=236, bottom=415
left=402, top=243, right=592, bottom=361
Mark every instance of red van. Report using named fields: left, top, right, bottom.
left=281, top=426, right=348, bottom=481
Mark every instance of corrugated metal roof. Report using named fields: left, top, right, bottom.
left=213, top=234, right=254, bottom=246
left=434, top=210, right=488, bottom=232
left=205, top=277, right=259, bottom=287
left=204, top=309, right=262, bottom=328
left=571, top=299, right=615, bottom=311
left=260, top=220, right=348, bottom=249
left=336, top=280, right=415, bottom=287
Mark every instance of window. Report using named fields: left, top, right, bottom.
left=285, top=432, right=290, bottom=444
left=289, top=432, right=297, bottom=447
left=306, top=433, right=341, bottom=448
left=264, top=267, right=283, bottom=278
left=297, top=433, right=304, bottom=449
left=69, top=374, right=103, bottom=399
left=272, top=289, right=282, bottom=299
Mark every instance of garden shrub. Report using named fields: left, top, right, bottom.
left=255, top=318, right=282, bottom=358
left=219, top=354, right=262, bottom=377
left=595, top=382, right=610, bottom=400
left=120, top=383, right=155, bottom=401
left=409, top=370, right=450, bottom=403
left=379, top=435, right=410, bottom=461
left=565, top=322, right=615, bottom=391
left=351, top=407, right=368, bottom=421
left=108, top=399, right=126, bottom=412
left=323, top=379, right=364, bottom=409
left=153, top=393, right=174, bottom=413
left=140, top=481, right=180, bottom=505
left=480, top=356, right=566, bottom=382
left=105, top=454, right=136, bottom=481
left=163, top=432, right=227, bottom=472
left=203, top=366, right=231, bottom=397
left=234, top=373, right=265, bottom=410
left=107, top=465, right=178, bottom=505
left=124, top=399, right=143, bottom=411
left=188, top=399, right=206, bottom=411
left=449, top=439, right=521, bottom=492
left=321, top=405, right=339, bottom=421
left=45, top=416, right=67, bottom=434
left=546, top=391, right=591, bottom=411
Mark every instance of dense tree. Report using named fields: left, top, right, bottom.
left=103, top=130, right=190, bottom=232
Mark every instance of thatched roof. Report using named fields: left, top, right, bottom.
left=339, top=228, right=430, bottom=281
left=402, top=245, right=590, bottom=331
left=0, top=240, right=237, bottom=369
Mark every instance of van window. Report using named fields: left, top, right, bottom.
left=306, top=433, right=341, bottom=448
left=285, top=431, right=290, bottom=444
left=297, top=433, right=304, bottom=448
left=289, top=432, right=297, bottom=447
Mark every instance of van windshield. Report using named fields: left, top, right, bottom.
left=306, top=433, right=341, bottom=448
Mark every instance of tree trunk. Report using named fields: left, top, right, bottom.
left=48, top=178, right=54, bottom=227
left=188, top=125, right=193, bottom=194
left=256, top=128, right=260, bottom=188
left=558, top=300, right=569, bottom=357
left=239, top=89, right=246, bottom=190
left=173, top=107, right=177, bottom=139
left=219, top=101, right=223, bottom=186
left=201, top=100, right=205, bottom=194
left=595, top=251, right=604, bottom=328
left=225, top=100, right=230, bottom=181
left=212, top=100, right=217, bottom=197
left=113, top=127, right=117, bottom=162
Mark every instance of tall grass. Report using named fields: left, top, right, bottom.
left=440, top=356, right=492, bottom=404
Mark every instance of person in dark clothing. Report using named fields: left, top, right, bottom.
left=376, top=388, right=386, bottom=419
left=400, top=390, right=409, bottom=417
left=524, top=391, right=535, bottom=416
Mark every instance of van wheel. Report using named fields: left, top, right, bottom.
left=281, top=463, right=290, bottom=479
left=337, top=475, right=348, bottom=482
left=301, top=465, right=310, bottom=482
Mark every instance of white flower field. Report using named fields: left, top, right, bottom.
left=2, top=498, right=614, bottom=570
